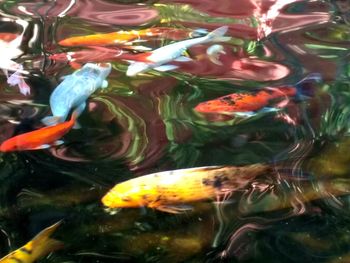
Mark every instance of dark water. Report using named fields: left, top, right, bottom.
left=0, top=0, right=350, bottom=262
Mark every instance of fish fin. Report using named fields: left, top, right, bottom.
left=52, top=140, right=64, bottom=146
left=153, top=64, right=179, bottom=72
left=206, top=26, right=230, bottom=43
left=121, top=45, right=152, bottom=51
left=173, top=56, right=193, bottom=62
left=126, top=62, right=150, bottom=76
left=259, top=107, right=281, bottom=113
left=101, top=80, right=108, bottom=89
left=208, top=53, right=223, bottom=65
left=41, top=116, right=63, bottom=126
left=192, top=28, right=208, bottom=37
left=232, top=111, right=256, bottom=117
left=7, top=71, right=20, bottom=86
left=156, top=205, right=193, bottom=214
left=72, top=121, right=82, bottom=129
left=33, top=144, right=51, bottom=150
left=294, top=73, right=323, bottom=99
left=18, top=79, right=31, bottom=96
left=30, top=222, right=64, bottom=260
left=73, top=102, right=86, bottom=119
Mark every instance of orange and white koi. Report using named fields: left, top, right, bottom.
left=58, top=27, right=208, bottom=47
left=102, top=164, right=271, bottom=213
left=0, top=111, right=77, bottom=152
left=0, top=221, right=63, bottom=263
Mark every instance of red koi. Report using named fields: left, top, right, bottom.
left=0, top=112, right=77, bottom=152
left=49, top=46, right=153, bottom=69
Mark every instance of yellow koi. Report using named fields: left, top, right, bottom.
left=102, top=164, right=271, bottom=213
left=0, top=221, right=63, bottom=263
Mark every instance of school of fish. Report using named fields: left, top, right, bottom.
left=0, top=20, right=327, bottom=262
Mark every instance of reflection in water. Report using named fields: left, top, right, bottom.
left=0, top=0, right=349, bottom=262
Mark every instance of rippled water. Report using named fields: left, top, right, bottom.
left=0, top=0, right=350, bottom=262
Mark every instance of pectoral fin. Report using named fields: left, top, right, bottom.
left=153, top=65, right=179, bottom=72
left=174, top=56, right=193, bottom=62
left=101, top=80, right=108, bottom=89
left=52, top=140, right=64, bottom=146
left=73, top=121, right=82, bottom=129
left=32, top=144, right=51, bottom=150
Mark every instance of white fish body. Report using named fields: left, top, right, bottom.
left=126, top=26, right=230, bottom=76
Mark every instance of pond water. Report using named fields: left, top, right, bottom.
left=0, top=0, right=349, bottom=262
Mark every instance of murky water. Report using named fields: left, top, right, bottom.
left=0, top=0, right=349, bottom=262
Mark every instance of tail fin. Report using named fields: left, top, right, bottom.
left=7, top=70, right=31, bottom=96
left=29, top=221, right=64, bottom=260
left=295, top=73, right=323, bottom=99
left=206, top=26, right=231, bottom=43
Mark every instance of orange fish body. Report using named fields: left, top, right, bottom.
left=194, top=87, right=297, bottom=114
left=102, top=164, right=270, bottom=213
left=58, top=28, right=200, bottom=47
left=0, top=115, right=75, bottom=152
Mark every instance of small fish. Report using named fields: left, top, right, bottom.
left=0, top=221, right=63, bottom=263
left=194, top=73, right=322, bottom=117
left=102, top=164, right=271, bottom=213
left=58, top=27, right=208, bottom=47
left=126, top=26, right=230, bottom=76
left=42, top=63, right=111, bottom=127
left=0, top=110, right=78, bottom=152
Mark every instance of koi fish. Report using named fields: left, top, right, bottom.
left=0, top=111, right=77, bottom=152
left=58, top=27, right=208, bottom=47
left=49, top=47, right=148, bottom=69
left=102, top=164, right=271, bottom=213
left=126, top=26, right=230, bottom=76
left=194, top=73, right=322, bottom=117
left=0, top=221, right=63, bottom=263
left=41, top=63, right=111, bottom=127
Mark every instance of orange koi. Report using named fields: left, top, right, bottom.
left=58, top=27, right=207, bottom=47
left=194, top=86, right=297, bottom=116
left=102, top=164, right=271, bottom=213
left=0, top=112, right=77, bottom=152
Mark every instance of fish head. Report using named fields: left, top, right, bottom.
left=0, top=140, right=17, bottom=152
left=102, top=181, right=149, bottom=209
left=126, top=62, right=150, bottom=77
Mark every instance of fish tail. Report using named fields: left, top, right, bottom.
left=205, top=26, right=231, bottom=43
left=29, top=221, right=64, bottom=260
left=295, top=73, right=323, bottom=99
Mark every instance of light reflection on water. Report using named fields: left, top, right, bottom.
left=0, top=0, right=349, bottom=262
